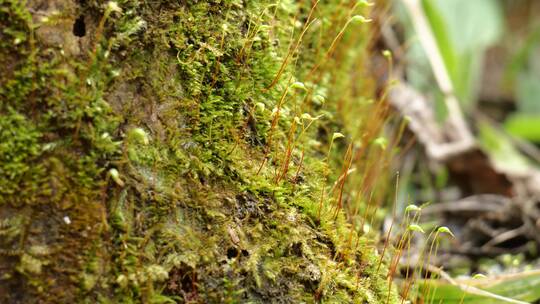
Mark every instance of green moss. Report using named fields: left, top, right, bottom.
left=0, top=109, right=46, bottom=204
left=1, top=0, right=398, bottom=303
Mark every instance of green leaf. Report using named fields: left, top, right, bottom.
left=421, top=0, right=503, bottom=108
left=515, top=72, right=540, bottom=114
left=504, top=27, right=540, bottom=92
left=478, top=121, right=531, bottom=173
left=417, top=270, right=540, bottom=303
left=504, top=114, right=540, bottom=142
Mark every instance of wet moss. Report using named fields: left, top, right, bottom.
left=0, top=0, right=398, bottom=303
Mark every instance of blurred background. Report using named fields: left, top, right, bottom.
left=376, top=0, right=540, bottom=302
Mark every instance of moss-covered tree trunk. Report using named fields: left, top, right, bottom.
left=1, top=0, right=397, bottom=302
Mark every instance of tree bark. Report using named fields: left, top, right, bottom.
left=0, top=0, right=396, bottom=302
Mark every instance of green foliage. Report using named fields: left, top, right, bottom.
left=422, top=0, right=503, bottom=107
left=417, top=270, right=540, bottom=303
left=0, top=109, right=46, bottom=203
left=504, top=114, right=540, bottom=142
left=478, top=121, right=531, bottom=173
left=400, top=0, right=503, bottom=109
left=502, top=26, right=540, bottom=142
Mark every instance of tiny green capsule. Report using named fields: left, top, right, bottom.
left=108, top=168, right=125, bottom=187
left=405, top=204, right=421, bottom=213
left=350, top=15, right=372, bottom=24
left=407, top=224, right=425, bottom=234
left=436, top=226, right=455, bottom=237
left=373, top=137, right=388, bottom=150
left=313, top=94, right=326, bottom=105
left=472, top=273, right=487, bottom=279
left=290, top=81, right=307, bottom=91
left=357, top=0, right=374, bottom=7
left=129, top=127, right=149, bottom=145
left=332, top=132, right=345, bottom=141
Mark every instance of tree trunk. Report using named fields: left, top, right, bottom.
left=0, top=0, right=396, bottom=302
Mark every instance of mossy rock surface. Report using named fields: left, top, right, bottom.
left=0, top=0, right=398, bottom=302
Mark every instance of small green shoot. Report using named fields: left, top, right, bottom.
left=108, top=168, right=124, bottom=187
left=373, top=137, right=388, bottom=150
left=128, top=127, right=149, bottom=145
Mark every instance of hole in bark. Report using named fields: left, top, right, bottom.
left=227, top=247, right=238, bottom=259
left=73, top=15, right=86, bottom=37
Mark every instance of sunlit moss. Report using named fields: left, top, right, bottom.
left=0, top=0, right=398, bottom=303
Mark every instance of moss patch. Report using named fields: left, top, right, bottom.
left=0, top=0, right=398, bottom=303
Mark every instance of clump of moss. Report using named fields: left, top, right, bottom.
left=0, top=0, right=398, bottom=303
left=0, top=109, right=46, bottom=205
